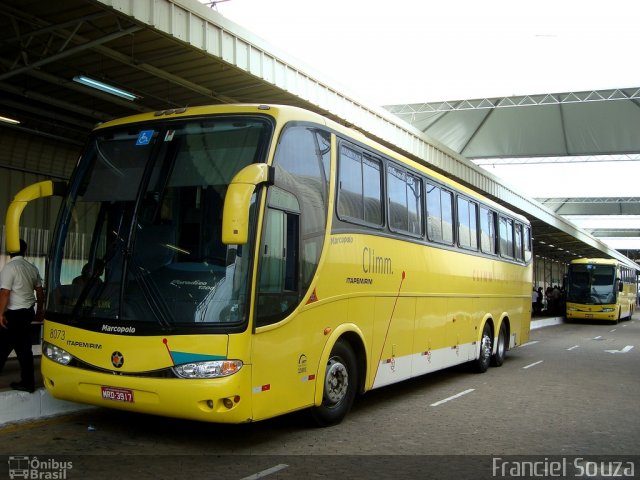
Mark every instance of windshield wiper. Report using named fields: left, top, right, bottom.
left=127, top=255, right=174, bottom=331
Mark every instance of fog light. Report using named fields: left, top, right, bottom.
left=206, top=400, right=214, bottom=409
left=223, top=398, right=234, bottom=409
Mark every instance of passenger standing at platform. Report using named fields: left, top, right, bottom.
left=536, top=287, right=544, bottom=313
left=0, top=239, right=44, bottom=393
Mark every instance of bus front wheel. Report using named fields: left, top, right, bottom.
left=311, top=340, right=358, bottom=427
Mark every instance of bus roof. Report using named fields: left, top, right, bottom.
left=570, top=258, right=622, bottom=266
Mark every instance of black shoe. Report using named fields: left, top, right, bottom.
left=10, top=382, right=35, bottom=393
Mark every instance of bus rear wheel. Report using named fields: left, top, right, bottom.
left=472, top=323, right=492, bottom=373
left=310, top=339, right=358, bottom=427
left=491, top=322, right=507, bottom=367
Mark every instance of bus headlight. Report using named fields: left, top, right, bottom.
left=172, top=360, right=243, bottom=379
left=43, top=342, right=72, bottom=365
left=567, top=307, right=577, bottom=311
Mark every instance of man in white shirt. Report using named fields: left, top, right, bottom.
left=0, top=239, right=44, bottom=393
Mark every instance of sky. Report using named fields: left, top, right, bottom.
left=210, top=0, right=640, bottom=209
left=214, top=0, right=640, bottom=105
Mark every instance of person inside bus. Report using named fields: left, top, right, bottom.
left=72, top=262, right=103, bottom=289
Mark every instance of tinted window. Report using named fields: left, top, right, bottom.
left=457, top=197, right=478, bottom=250
left=480, top=206, right=496, bottom=254
left=337, top=145, right=383, bottom=226
left=427, top=183, right=453, bottom=244
left=499, top=216, right=514, bottom=259
left=514, top=223, right=524, bottom=261
left=388, top=165, right=423, bottom=236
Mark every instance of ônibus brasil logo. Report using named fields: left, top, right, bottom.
left=8, top=456, right=73, bottom=479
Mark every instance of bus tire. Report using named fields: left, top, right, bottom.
left=310, top=339, right=358, bottom=427
left=472, top=323, right=492, bottom=373
left=612, top=309, right=621, bottom=325
left=491, top=322, right=507, bottom=367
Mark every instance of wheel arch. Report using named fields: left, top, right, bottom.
left=313, top=324, right=367, bottom=406
left=478, top=314, right=495, bottom=346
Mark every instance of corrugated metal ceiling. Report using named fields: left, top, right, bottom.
left=0, top=0, right=637, bottom=268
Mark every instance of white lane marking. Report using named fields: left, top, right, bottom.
left=610, top=329, right=617, bottom=332
left=523, top=360, right=543, bottom=369
left=567, top=345, right=580, bottom=351
left=240, top=464, right=289, bottom=480
left=604, top=345, right=634, bottom=354
left=430, top=388, right=475, bottom=407
left=520, top=341, right=539, bottom=347
left=593, top=336, right=603, bottom=340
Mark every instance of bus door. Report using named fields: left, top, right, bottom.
left=250, top=187, right=317, bottom=419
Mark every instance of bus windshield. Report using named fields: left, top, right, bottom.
left=46, top=116, right=272, bottom=330
left=567, top=264, right=616, bottom=305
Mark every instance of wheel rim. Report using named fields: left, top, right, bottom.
left=324, top=357, right=349, bottom=406
left=480, top=333, right=492, bottom=362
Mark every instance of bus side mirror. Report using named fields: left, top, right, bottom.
left=222, top=164, right=274, bottom=245
left=5, top=180, right=67, bottom=253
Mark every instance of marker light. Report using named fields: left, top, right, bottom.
left=173, top=360, right=243, bottom=379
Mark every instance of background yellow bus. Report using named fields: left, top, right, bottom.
left=566, top=258, right=637, bottom=323
left=6, top=105, right=532, bottom=426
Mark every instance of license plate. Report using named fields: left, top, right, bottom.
left=585, top=314, right=593, bottom=318
left=101, top=386, right=134, bottom=403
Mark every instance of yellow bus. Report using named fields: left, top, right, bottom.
left=566, top=258, right=637, bottom=323
left=6, top=105, right=532, bottom=425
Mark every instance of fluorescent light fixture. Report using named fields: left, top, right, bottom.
left=73, top=75, right=137, bottom=101
left=0, top=115, right=20, bottom=125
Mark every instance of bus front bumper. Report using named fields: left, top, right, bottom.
left=41, top=357, right=254, bottom=423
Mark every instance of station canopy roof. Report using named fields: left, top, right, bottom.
left=384, top=88, right=640, bottom=159
left=0, top=0, right=638, bottom=269
left=384, top=89, right=640, bottom=264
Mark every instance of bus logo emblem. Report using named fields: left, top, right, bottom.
left=111, top=351, right=124, bottom=368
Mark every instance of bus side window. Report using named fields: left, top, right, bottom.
left=388, top=164, right=423, bottom=236
left=337, top=145, right=383, bottom=226
left=499, top=216, right=514, bottom=259
left=514, top=222, right=524, bottom=261
left=457, top=196, right=478, bottom=250
left=426, top=183, right=453, bottom=245
left=480, top=206, right=497, bottom=254
left=524, top=225, right=532, bottom=262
